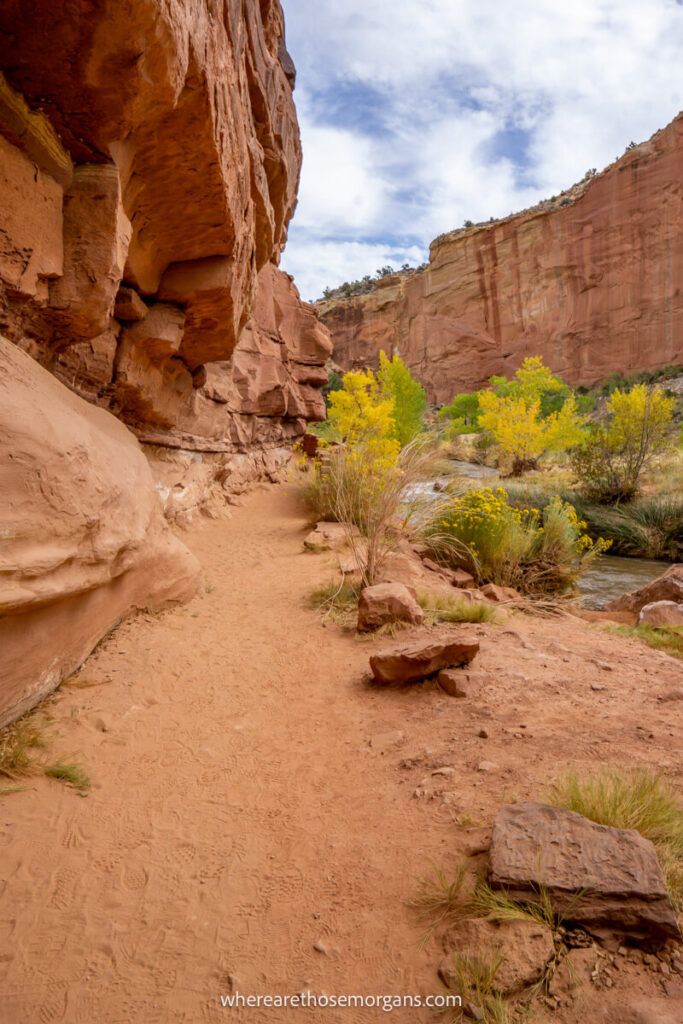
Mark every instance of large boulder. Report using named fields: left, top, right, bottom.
left=369, top=636, right=479, bottom=684
left=607, top=565, right=683, bottom=614
left=489, top=802, right=680, bottom=946
left=357, top=583, right=424, bottom=632
left=0, top=339, right=200, bottom=727
left=639, top=600, right=683, bottom=627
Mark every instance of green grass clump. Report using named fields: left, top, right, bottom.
left=471, top=880, right=557, bottom=930
left=608, top=623, right=683, bottom=660
left=578, top=495, right=682, bottom=560
left=309, top=578, right=360, bottom=616
left=44, top=762, right=91, bottom=791
left=418, top=591, right=500, bottom=624
left=548, top=770, right=683, bottom=907
left=0, top=715, right=45, bottom=779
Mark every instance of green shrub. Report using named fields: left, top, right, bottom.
left=303, top=440, right=435, bottom=587
left=44, top=761, right=91, bottom=791
left=0, top=714, right=45, bottom=778
left=571, top=384, right=675, bottom=502
left=424, top=487, right=608, bottom=595
left=608, top=623, right=683, bottom=660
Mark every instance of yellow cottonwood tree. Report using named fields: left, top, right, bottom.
left=479, top=387, right=585, bottom=474
left=326, top=369, right=400, bottom=466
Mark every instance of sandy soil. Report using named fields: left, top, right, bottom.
left=0, top=484, right=681, bottom=1023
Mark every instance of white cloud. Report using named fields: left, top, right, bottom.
left=283, top=235, right=425, bottom=304
left=295, top=121, right=388, bottom=234
left=280, top=0, right=683, bottom=299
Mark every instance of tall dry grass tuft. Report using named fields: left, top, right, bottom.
left=548, top=770, right=683, bottom=907
left=306, top=439, right=437, bottom=588
left=0, top=714, right=45, bottom=779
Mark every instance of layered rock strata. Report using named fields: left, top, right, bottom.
left=0, top=1, right=329, bottom=720
left=320, top=115, right=683, bottom=402
left=0, top=1, right=330, bottom=508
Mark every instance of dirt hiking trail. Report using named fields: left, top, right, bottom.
left=1, top=485, right=681, bottom=1023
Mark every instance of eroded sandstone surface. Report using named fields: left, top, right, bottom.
left=0, top=339, right=200, bottom=727
left=320, top=115, right=683, bottom=402
left=0, top=1, right=329, bottom=720
left=0, top=0, right=330, bottom=500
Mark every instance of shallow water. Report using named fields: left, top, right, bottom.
left=578, top=555, right=670, bottom=609
left=450, top=459, right=499, bottom=479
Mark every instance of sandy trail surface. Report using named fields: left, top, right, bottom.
left=1, top=485, right=681, bottom=1023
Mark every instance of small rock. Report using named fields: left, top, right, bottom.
left=480, top=583, right=520, bottom=603
left=313, top=941, right=328, bottom=955
left=369, top=730, right=405, bottom=753
left=304, top=522, right=359, bottom=553
left=639, top=600, right=683, bottom=627
left=464, top=1001, right=485, bottom=1021
left=438, top=668, right=488, bottom=698
left=489, top=802, right=681, bottom=945
left=591, top=683, right=608, bottom=692
left=607, top=565, right=683, bottom=614
left=477, top=760, right=497, bottom=772
left=659, top=689, right=683, bottom=703
left=431, top=766, right=455, bottom=777
left=114, top=285, right=148, bottom=322
left=478, top=728, right=489, bottom=739
left=357, top=582, right=424, bottom=632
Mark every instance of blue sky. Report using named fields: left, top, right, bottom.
left=280, top=0, right=683, bottom=301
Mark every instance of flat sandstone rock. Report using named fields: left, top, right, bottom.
left=369, top=636, right=479, bottom=684
left=489, top=802, right=680, bottom=945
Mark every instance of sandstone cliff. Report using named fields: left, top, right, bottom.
left=0, top=0, right=330, bottom=496
left=0, top=339, right=200, bottom=728
left=320, top=115, right=683, bottom=403
left=0, top=1, right=330, bottom=723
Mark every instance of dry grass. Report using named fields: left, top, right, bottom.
left=0, top=714, right=46, bottom=779
left=471, top=880, right=558, bottom=930
left=406, top=863, right=470, bottom=949
left=309, top=578, right=360, bottom=624
left=442, top=952, right=508, bottom=1023
left=548, top=769, right=683, bottom=907
left=417, top=591, right=500, bottom=624
left=307, top=439, right=438, bottom=587
left=44, top=761, right=91, bottom=791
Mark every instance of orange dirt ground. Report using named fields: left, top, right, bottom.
left=1, top=485, right=681, bottom=1023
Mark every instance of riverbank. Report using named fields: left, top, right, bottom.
left=1, top=484, right=681, bottom=1023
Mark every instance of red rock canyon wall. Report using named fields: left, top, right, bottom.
left=320, top=115, right=683, bottom=403
left=0, top=1, right=330, bottom=723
